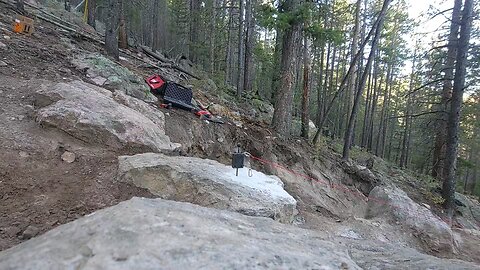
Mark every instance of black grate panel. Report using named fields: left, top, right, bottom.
left=163, top=83, right=195, bottom=110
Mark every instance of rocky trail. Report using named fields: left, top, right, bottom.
left=0, top=1, right=479, bottom=269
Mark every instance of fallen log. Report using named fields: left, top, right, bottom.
left=140, top=45, right=200, bottom=80
left=24, top=1, right=77, bottom=29
left=35, top=14, right=104, bottom=45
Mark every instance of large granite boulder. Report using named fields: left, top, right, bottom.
left=366, top=186, right=455, bottom=254
left=117, top=153, right=297, bottom=223
left=34, top=81, right=178, bottom=152
left=0, top=198, right=478, bottom=270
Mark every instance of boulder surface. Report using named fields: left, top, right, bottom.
left=0, top=198, right=478, bottom=270
left=366, top=186, right=455, bottom=254
left=117, top=153, right=297, bottom=223
left=71, top=53, right=156, bottom=102
left=455, top=192, right=480, bottom=230
left=34, top=81, right=178, bottom=152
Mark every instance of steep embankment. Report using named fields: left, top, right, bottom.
left=0, top=1, right=479, bottom=268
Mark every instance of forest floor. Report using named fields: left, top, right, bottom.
left=0, top=0, right=479, bottom=266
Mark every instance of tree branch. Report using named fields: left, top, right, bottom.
left=389, top=110, right=447, bottom=119
left=404, top=78, right=447, bottom=97
left=429, top=8, right=454, bottom=20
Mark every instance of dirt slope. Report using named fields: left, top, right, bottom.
left=0, top=3, right=155, bottom=250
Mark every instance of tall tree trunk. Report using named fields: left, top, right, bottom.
left=189, top=0, right=201, bottom=62
left=271, top=0, right=302, bottom=137
left=346, top=0, right=362, bottom=128
left=312, top=1, right=385, bottom=145
left=376, top=63, right=392, bottom=157
left=270, top=31, right=283, bottom=102
left=400, top=48, right=417, bottom=168
left=105, top=0, right=119, bottom=60
left=361, top=65, right=372, bottom=148
left=342, top=0, right=391, bottom=160
left=208, top=0, right=217, bottom=74
left=368, top=57, right=381, bottom=152
left=243, top=0, right=255, bottom=92
left=87, top=0, right=96, bottom=29
left=152, top=0, right=160, bottom=51
left=225, top=5, right=236, bottom=85
left=142, top=7, right=151, bottom=47
left=442, top=0, right=473, bottom=220
left=152, top=0, right=168, bottom=52
left=468, top=164, right=477, bottom=194
left=432, top=0, right=463, bottom=180
left=118, top=0, right=128, bottom=49
left=316, top=44, right=325, bottom=126
left=236, top=0, right=245, bottom=97
left=301, top=36, right=311, bottom=139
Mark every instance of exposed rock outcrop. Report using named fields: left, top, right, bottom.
left=71, top=53, right=156, bottom=102
left=341, top=160, right=379, bottom=195
left=117, top=153, right=297, bottom=223
left=455, top=192, right=480, bottom=230
left=34, top=81, right=178, bottom=152
left=366, top=186, right=455, bottom=254
left=1, top=198, right=478, bottom=270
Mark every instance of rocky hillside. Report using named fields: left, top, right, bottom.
left=0, top=1, right=479, bottom=269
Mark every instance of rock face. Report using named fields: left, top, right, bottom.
left=71, top=53, right=156, bottom=102
left=117, top=153, right=297, bottom=223
left=366, top=186, right=455, bottom=254
left=345, top=238, right=478, bottom=270
left=34, top=81, right=178, bottom=152
left=0, top=198, right=478, bottom=270
left=341, top=160, right=379, bottom=195
left=455, top=192, right=480, bottom=230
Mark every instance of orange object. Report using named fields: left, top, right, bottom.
left=12, top=15, right=34, bottom=35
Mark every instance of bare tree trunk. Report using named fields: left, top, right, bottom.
left=270, top=30, right=283, bottom=101
left=442, top=0, right=473, bottom=220
left=236, top=0, right=245, bottom=97
left=368, top=56, right=381, bottom=152
left=301, top=36, right=311, bottom=139
left=346, top=0, right=362, bottom=128
left=152, top=0, right=168, bottom=52
left=468, top=165, right=477, bottom=194
left=118, top=0, right=128, bottom=49
left=342, top=0, right=391, bottom=160
left=432, top=0, right=462, bottom=180
left=105, top=0, right=119, bottom=60
left=376, top=63, right=392, bottom=157
left=400, top=48, right=417, bottom=168
left=316, top=44, right=325, bottom=126
left=87, top=0, right=96, bottom=29
left=361, top=65, right=372, bottom=148
left=208, top=0, right=217, bottom=74
left=312, top=1, right=385, bottom=145
left=142, top=6, right=150, bottom=46
left=225, top=4, right=236, bottom=85
left=271, top=0, right=302, bottom=137
left=189, top=0, right=201, bottom=62
left=243, top=0, right=255, bottom=92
